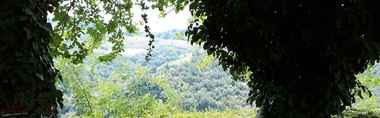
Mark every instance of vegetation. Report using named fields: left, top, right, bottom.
left=340, top=67, right=380, bottom=117
left=0, top=0, right=186, bottom=116
left=187, top=0, right=380, bottom=117
left=171, top=109, right=257, bottom=118
left=56, top=39, right=253, bottom=117
left=54, top=36, right=380, bottom=117
left=1, top=0, right=380, bottom=117
left=0, top=0, right=61, bottom=117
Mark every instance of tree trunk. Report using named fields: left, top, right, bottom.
left=0, top=0, right=62, bottom=117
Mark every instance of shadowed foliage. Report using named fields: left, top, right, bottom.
left=0, top=0, right=62, bottom=117
left=186, top=0, right=380, bottom=117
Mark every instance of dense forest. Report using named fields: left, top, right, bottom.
left=55, top=31, right=380, bottom=117
left=1, top=0, right=380, bottom=118
left=56, top=32, right=255, bottom=117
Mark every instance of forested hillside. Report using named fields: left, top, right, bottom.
left=53, top=31, right=380, bottom=118
left=56, top=34, right=254, bottom=117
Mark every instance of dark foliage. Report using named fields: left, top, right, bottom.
left=0, top=0, right=62, bottom=117
left=187, top=0, right=380, bottom=117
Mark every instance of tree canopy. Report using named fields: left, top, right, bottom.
left=50, top=0, right=188, bottom=63
left=186, top=0, right=380, bottom=117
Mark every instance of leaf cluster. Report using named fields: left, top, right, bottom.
left=0, top=0, right=62, bottom=117
left=186, top=0, right=380, bottom=117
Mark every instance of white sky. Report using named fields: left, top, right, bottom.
left=132, top=6, right=192, bottom=33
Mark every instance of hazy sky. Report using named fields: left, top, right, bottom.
left=133, top=6, right=192, bottom=33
